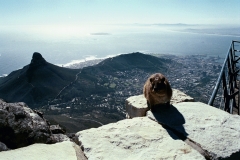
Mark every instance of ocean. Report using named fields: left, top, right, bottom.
left=0, top=24, right=239, bottom=76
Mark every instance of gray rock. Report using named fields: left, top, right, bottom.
left=0, top=142, right=8, bottom=151
left=0, top=99, right=52, bottom=149
left=76, top=117, right=205, bottom=160
left=50, top=124, right=65, bottom=134
left=126, top=89, right=194, bottom=118
left=0, top=141, right=87, bottom=160
left=51, top=134, right=70, bottom=143
left=147, top=102, right=240, bottom=159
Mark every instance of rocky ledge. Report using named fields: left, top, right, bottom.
left=75, top=89, right=239, bottom=159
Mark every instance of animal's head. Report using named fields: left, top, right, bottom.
left=150, top=74, right=167, bottom=93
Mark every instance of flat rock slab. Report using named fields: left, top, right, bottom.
left=126, top=89, right=194, bottom=118
left=76, top=117, right=205, bottom=160
left=0, top=141, right=87, bottom=160
left=147, top=102, right=240, bottom=160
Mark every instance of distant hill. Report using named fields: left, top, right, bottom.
left=92, top=52, right=169, bottom=72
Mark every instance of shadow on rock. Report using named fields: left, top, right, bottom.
left=147, top=104, right=188, bottom=140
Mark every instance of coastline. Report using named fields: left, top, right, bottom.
left=0, top=26, right=239, bottom=76
left=0, top=53, right=225, bottom=77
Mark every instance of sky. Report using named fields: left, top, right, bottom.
left=1, top=0, right=240, bottom=26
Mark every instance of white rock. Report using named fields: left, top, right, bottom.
left=0, top=141, right=87, bottom=160
left=125, top=95, right=148, bottom=118
left=76, top=117, right=205, bottom=160
left=147, top=102, right=240, bottom=159
left=126, top=89, right=194, bottom=118
left=171, top=89, right=194, bottom=103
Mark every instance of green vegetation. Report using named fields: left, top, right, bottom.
left=109, top=83, right=116, bottom=88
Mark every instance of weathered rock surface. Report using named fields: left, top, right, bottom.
left=126, top=89, right=194, bottom=118
left=0, top=99, right=52, bottom=149
left=50, top=124, right=65, bottom=134
left=76, top=117, right=205, bottom=160
left=147, top=102, right=240, bottom=160
left=0, top=141, right=87, bottom=160
left=51, top=134, right=70, bottom=143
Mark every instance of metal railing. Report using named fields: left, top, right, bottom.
left=208, top=41, right=240, bottom=115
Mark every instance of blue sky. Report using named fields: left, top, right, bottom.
left=1, top=0, right=240, bottom=26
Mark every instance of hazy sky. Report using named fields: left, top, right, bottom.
left=1, top=0, right=240, bottom=26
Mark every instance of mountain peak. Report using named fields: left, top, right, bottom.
left=30, top=52, right=46, bottom=67
left=27, top=52, right=47, bottom=82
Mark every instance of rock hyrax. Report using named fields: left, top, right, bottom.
left=143, top=73, right=172, bottom=110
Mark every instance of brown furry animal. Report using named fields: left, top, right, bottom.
left=143, top=73, right=172, bottom=110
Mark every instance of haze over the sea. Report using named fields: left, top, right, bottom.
left=0, top=0, right=240, bottom=76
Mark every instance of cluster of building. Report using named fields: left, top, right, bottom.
left=163, top=54, right=222, bottom=103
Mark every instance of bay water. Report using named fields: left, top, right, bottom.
left=0, top=24, right=239, bottom=76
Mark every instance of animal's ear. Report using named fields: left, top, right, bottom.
left=150, top=78, right=153, bottom=82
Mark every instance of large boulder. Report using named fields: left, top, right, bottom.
left=0, top=99, right=52, bottom=149
left=126, top=89, right=194, bottom=118
left=0, top=141, right=87, bottom=160
left=76, top=117, right=205, bottom=160
left=147, top=102, right=240, bottom=159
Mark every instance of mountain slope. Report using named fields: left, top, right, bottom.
left=0, top=52, right=172, bottom=109
left=0, top=52, right=80, bottom=107
left=57, top=52, right=173, bottom=103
